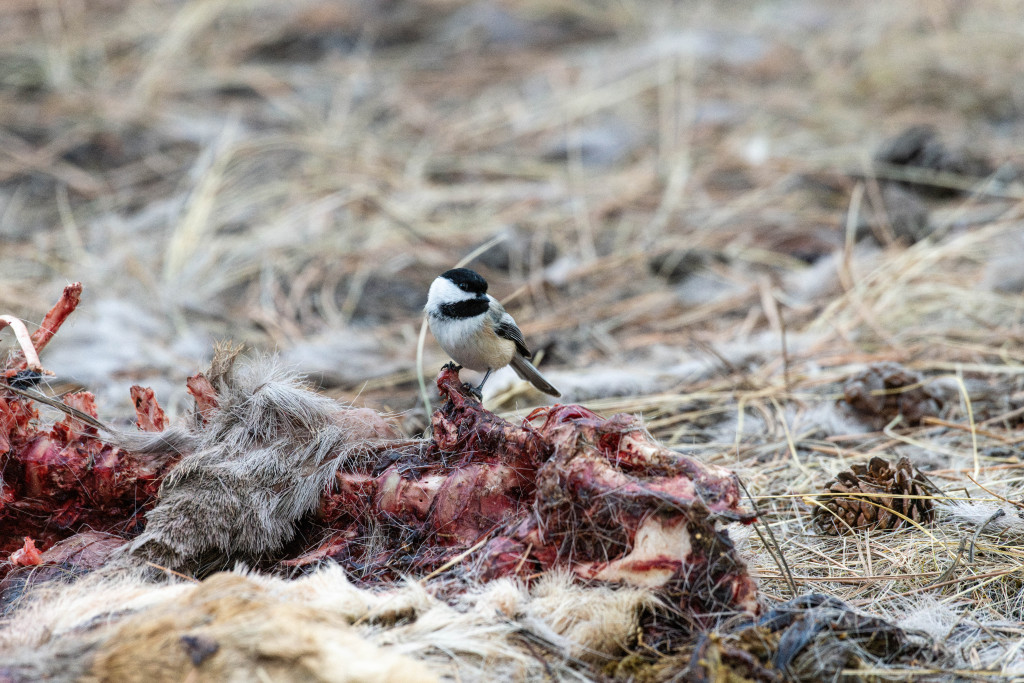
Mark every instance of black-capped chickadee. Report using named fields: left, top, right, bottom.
left=425, top=268, right=560, bottom=397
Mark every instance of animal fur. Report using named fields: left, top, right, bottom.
left=0, top=566, right=652, bottom=681
left=111, top=354, right=397, bottom=574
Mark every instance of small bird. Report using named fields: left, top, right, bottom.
left=425, top=268, right=560, bottom=397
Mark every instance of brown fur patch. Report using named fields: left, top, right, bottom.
left=85, top=573, right=434, bottom=683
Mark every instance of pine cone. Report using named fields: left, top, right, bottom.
left=813, top=457, right=936, bottom=534
left=842, top=362, right=945, bottom=429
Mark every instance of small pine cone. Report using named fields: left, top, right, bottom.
left=813, top=457, right=936, bottom=534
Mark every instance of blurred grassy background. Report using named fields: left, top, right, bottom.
left=1, top=0, right=1022, bottom=427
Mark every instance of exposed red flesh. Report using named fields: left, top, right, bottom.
left=130, top=386, right=168, bottom=432
left=9, top=537, right=41, bottom=566
left=185, top=372, right=218, bottom=421
left=0, top=287, right=181, bottom=581
left=0, top=389, right=181, bottom=561
left=297, top=365, right=759, bottom=615
left=0, top=288, right=758, bottom=618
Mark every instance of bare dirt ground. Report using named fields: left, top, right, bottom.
left=3, top=0, right=1024, bottom=679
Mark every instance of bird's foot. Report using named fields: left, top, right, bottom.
left=462, top=382, right=483, bottom=401
left=442, top=361, right=463, bottom=372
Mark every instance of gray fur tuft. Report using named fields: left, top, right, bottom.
left=114, top=355, right=395, bottom=574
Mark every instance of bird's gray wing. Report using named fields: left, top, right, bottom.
left=488, top=296, right=532, bottom=359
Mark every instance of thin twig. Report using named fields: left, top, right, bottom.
left=419, top=536, right=491, bottom=583
left=925, top=538, right=966, bottom=588
left=969, top=508, right=1006, bottom=563
left=735, top=474, right=798, bottom=597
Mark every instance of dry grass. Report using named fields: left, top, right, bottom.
left=3, top=0, right=1024, bottom=678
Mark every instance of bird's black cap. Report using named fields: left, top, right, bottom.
left=441, top=268, right=488, bottom=294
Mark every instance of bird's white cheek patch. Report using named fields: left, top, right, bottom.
left=427, top=277, right=476, bottom=307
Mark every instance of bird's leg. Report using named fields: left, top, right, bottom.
left=469, top=368, right=492, bottom=400
left=475, top=368, right=492, bottom=393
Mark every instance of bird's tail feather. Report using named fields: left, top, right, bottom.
left=509, top=355, right=561, bottom=397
